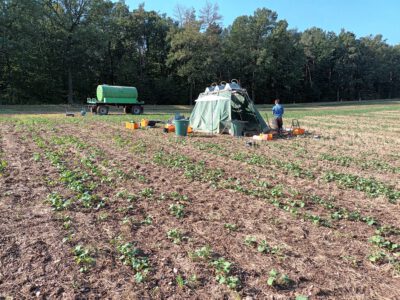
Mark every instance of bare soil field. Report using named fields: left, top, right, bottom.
left=1, top=102, right=400, bottom=299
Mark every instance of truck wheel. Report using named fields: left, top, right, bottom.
left=124, top=106, right=132, bottom=114
left=132, top=106, right=142, bottom=115
left=97, top=106, right=109, bottom=115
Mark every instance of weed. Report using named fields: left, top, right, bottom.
left=176, top=274, right=185, bottom=288
left=0, top=159, right=8, bottom=175
left=33, top=153, right=41, bottom=162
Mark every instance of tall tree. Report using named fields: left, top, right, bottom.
left=44, top=0, right=92, bottom=104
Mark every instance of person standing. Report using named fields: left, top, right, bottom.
left=272, top=99, right=284, bottom=133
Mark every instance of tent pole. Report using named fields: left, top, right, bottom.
left=211, top=97, right=214, bottom=136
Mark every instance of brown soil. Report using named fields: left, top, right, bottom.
left=1, top=115, right=400, bottom=299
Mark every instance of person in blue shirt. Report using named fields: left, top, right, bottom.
left=272, top=99, right=284, bottom=133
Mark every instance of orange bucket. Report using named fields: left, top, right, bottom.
left=165, top=124, right=175, bottom=133
left=293, top=128, right=305, bottom=135
left=259, top=133, right=273, bottom=140
left=187, top=126, right=193, bottom=134
left=141, top=119, right=149, bottom=128
left=126, top=122, right=139, bottom=129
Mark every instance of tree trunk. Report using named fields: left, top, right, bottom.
left=108, top=41, right=114, bottom=84
left=68, top=65, right=73, bottom=104
left=67, top=35, right=73, bottom=104
left=189, top=81, right=193, bottom=106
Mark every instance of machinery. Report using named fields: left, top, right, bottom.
left=87, top=84, right=144, bottom=115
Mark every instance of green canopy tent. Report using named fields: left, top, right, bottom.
left=189, top=82, right=269, bottom=135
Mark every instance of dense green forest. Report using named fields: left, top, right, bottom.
left=1, top=0, right=400, bottom=105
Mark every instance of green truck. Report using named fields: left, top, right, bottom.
left=87, top=84, right=144, bottom=115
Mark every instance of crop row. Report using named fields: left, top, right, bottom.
left=29, top=128, right=255, bottom=291
left=151, top=148, right=400, bottom=271
left=47, top=125, right=315, bottom=293
left=33, top=124, right=400, bottom=277
left=320, top=153, right=400, bottom=174
left=189, top=139, right=400, bottom=204
left=0, top=135, right=7, bottom=176
left=324, top=171, right=400, bottom=203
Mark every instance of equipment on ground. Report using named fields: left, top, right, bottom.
left=253, top=133, right=274, bottom=141
left=291, top=119, right=305, bottom=135
left=189, top=80, right=269, bottom=136
left=174, top=119, right=190, bottom=137
left=87, top=84, right=144, bottom=115
left=125, top=121, right=139, bottom=129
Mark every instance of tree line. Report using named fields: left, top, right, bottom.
left=1, top=0, right=399, bottom=105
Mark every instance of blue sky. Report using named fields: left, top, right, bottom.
left=123, top=0, right=399, bottom=45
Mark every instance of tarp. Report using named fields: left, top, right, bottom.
left=189, top=89, right=269, bottom=134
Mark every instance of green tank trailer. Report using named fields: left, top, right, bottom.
left=87, top=84, right=144, bottom=115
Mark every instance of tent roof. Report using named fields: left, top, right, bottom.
left=195, top=94, right=228, bottom=102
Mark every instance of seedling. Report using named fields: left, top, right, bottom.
left=98, top=213, right=109, bottom=221
left=267, top=269, right=293, bottom=288
left=63, top=216, right=73, bottom=230
left=170, top=191, right=190, bottom=202
left=190, top=245, right=212, bottom=260
left=211, top=257, right=240, bottom=290
left=244, top=236, right=257, bottom=247
left=47, top=192, right=71, bottom=211
left=141, top=215, right=153, bottom=225
left=368, top=251, right=387, bottom=264
left=169, top=203, right=185, bottom=218
left=122, top=216, right=135, bottom=225
left=167, top=229, right=183, bottom=244
left=140, top=188, right=154, bottom=198
left=62, top=233, right=74, bottom=244
left=224, top=223, right=238, bottom=232
left=116, top=242, right=149, bottom=283
left=257, top=240, right=270, bottom=254
left=73, top=245, right=95, bottom=273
